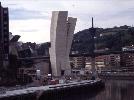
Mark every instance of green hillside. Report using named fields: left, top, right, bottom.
left=71, top=25, right=134, bottom=54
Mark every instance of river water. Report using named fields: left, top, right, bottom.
left=43, top=80, right=134, bottom=100
left=89, top=80, right=134, bottom=100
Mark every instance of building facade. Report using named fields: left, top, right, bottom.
left=49, top=11, right=77, bottom=76
left=95, top=55, right=107, bottom=70
left=0, top=2, right=9, bottom=69
left=70, top=56, right=108, bottom=71
left=108, top=54, right=120, bottom=68
left=70, top=56, right=86, bottom=69
left=70, top=54, right=121, bottom=72
left=120, top=52, right=134, bottom=71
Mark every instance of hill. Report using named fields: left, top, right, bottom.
left=71, top=25, right=134, bottom=54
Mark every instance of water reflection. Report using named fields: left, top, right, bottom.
left=92, top=80, right=134, bottom=100
left=39, top=83, right=104, bottom=100
left=39, top=80, right=134, bottom=100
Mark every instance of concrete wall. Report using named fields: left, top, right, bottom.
left=49, top=11, right=77, bottom=76
left=64, top=17, right=77, bottom=72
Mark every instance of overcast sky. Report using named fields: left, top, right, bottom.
left=1, top=0, right=134, bottom=43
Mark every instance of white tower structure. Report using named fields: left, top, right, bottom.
left=49, top=11, right=77, bottom=76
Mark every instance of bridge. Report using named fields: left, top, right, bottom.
left=17, top=50, right=134, bottom=61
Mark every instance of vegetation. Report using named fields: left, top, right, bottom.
left=71, top=25, right=134, bottom=54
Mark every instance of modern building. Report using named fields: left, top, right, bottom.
left=70, top=56, right=85, bottom=69
left=85, top=57, right=92, bottom=70
left=120, top=52, right=134, bottom=71
left=108, top=54, right=120, bottom=68
left=70, top=55, right=108, bottom=71
left=70, top=54, right=121, bottom=72
left=120, top=46, right=134, bottom=71
left=49, top=11, right=77, bottom=76
left=95, top=54, right=120, bottom=71
left=0, top=2, right=9, bottom=69
left=95, top=55, right=107, bottom=70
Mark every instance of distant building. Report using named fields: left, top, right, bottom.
left=17, top=67, right=36, bottom=83
left=85, top=57, right=92, bottom=70
left=0, top=2, right=9, bottom=69
left=95, top=55, right=107, bottom=70
left=17, top=60, right=50, bottom=84
left=108, top=54, right=120, bottom=68
left=122, top=46, right=134, bottom=51
left=120, top=52, right=134, bottom=71
left=70, top=56, right=85, bottom=69
left=70, top=54, right=120, bottom=71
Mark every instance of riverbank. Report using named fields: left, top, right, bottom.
left=99, top=72, right=134, bottom=80
left=0, top=79, right=104, bottom=100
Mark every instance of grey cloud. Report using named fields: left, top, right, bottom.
left=9, top=8, right=49, bottom=20
left=95, top=8, right=134, bottom=21
left=113, top=8, right=134, bottom=18
left=79, top=7, right=134, bottom=22
left=72, top=7, right=134, bottom=29
left=19, top=29, right=38, bottom=32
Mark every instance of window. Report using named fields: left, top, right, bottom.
left=4, top=38, right=8, bottom=41
left=4, top=27, right=7, bottom=30
left=4, top=22, right=7, bottom=25
left=3, top=10, right=8, bottom=14
left=4, top=32, right=8, bottom=35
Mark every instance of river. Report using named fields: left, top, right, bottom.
left=40, top=80, right=134, bottom=100
left=89, top=79, right=134, bottom=100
